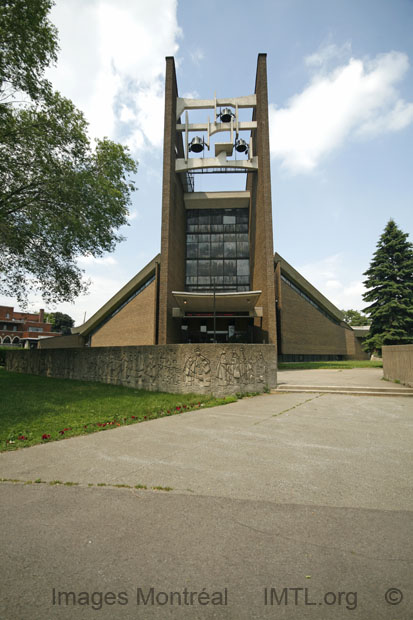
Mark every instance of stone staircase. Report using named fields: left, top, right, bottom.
left=273, top=384, right=413, bottom=397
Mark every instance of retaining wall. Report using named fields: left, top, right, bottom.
left=382, top=344, right=413, bottom=387
left=5, top=344, right=277, bottom=396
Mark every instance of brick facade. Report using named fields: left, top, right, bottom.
left=90, top=280, right=157, bottom=347
left=247, top=54, right=277, bottom=346
left=0, top=305, right=60, bottom=345
left=158, top=57, right=186, bottom=344
left=344, top=328, right=370, bottom=360
left=277, top=281, right=348, bottom=356
left=275, top=276, right=369, bottom=360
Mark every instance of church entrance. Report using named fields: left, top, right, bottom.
left=180, top=315, right=254, bottom=344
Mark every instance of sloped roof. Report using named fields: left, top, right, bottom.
left=72, top=254, right=160, bottom=337
left=274, top=252, right=344, bottom=323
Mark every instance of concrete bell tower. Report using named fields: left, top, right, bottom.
left=157, top=54, right=277, bottom=348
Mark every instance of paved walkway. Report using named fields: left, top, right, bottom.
left=1, top=374, right=412, bottom=619
left=0, top=389, right=412, bottom=510
left=276, top=367, right=413, bottom=396
left=277, top=367, right=408, bottom=388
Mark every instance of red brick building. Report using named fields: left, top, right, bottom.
left=0, top=306, right=60, bottom=347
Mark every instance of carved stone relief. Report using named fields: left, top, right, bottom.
left=216, top=347, right=267, bottom=386
left=183, top=347, right=211, bottom=389
left=6, top=344, right=276, bottom=395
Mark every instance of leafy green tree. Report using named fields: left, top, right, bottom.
left=0, top=0, right=137, bottom=306
left=0, top=0, right=58, bottom=100
left=341, top=308, right=371, bottom=326
left=46, top=312, right=74, bottom=335
left=362, top=219, right=413, bottom=353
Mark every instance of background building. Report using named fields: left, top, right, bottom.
left=0, top=306, right=60, bottom=348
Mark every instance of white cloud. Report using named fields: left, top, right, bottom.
left=61, top=275, right=125, bottom=326
left=132, top=80, right=166, bottom=148
left=305, top=42, right=352, bottom=69
left=77, top=256, right=117, bottom=266
left=357, top=98, right=413, bottom=135
left=270, top=47, right=413, bottom=173
left=181, top=91, right=200, bottom=100
left=126, top=210, right=139, bottom=222
left=47, top=0, right=181, bottom=153
left=297, top=254, right=367, bottom=310
left=190, top=48, right=204, bottom=65
left=325, top=279, right=341, bottom=290
left=119, top=104, right=136, bottom=124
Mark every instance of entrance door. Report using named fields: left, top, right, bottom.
left=181, top=317, right=253, bottom=343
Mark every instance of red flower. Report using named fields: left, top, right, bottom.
left=59, top=430, right=65, bottom=435
left=42, top=434, right=51, bottom=440
left=131, top=416, right=136, bottom=419
left=18, top=435, right=27, bottom=440
left=176, top=406, right=181, bottom=410
left=183, top=405, right=187, bottom=408
left=144, top=416, right=147, bottom=419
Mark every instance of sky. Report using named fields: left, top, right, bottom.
left=2, top=0, right=413, bottom=325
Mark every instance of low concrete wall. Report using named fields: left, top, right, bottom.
left=5, top=344, right=277, bottom=396
left=382, top=344, right=413, bottom=387
left=38, top=334, right=85, bottom=349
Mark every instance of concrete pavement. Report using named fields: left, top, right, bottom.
left=277, top=367, right=390, bottom=388
left=0, top=391, right=412, bottom=510
left=1, top=483, right=412, bottom=619
left=276, top=367, right=413, bottom=395
left=1, top=371, right=412, bottom=619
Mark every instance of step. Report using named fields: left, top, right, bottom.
left=276, top=384, right=413, bottom=394
left=273, top=385, right=413, bottom=397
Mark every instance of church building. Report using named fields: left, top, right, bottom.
left=67, top=55, right=367, bottom=361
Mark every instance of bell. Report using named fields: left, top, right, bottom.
left=219, top=108, right=234, bottom=123
left=235, top=138, right=248, bottom=153
left=189, top=136, right=204, bottom=153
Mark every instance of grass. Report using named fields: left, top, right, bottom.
left=0, top=369, right=236, bottom=452
left=278, top=360, right=382, bottom=370
left=382, top=376, right=401, bottom=384
left=0, top=478, right=171, bottom=492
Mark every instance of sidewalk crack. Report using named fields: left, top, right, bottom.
left=253, top=394, right=324, bottom=426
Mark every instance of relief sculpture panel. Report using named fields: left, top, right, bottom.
left=183, top=347, right=211, bottom=389
left=5, top=344, right=277, bottom=395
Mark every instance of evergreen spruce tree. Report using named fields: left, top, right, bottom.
left=362, top=219, right=413, bottom=353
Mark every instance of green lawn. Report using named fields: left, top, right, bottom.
left=278, top=360, right=382, bottom=370
left=0, top=369, right=236, bottom=452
